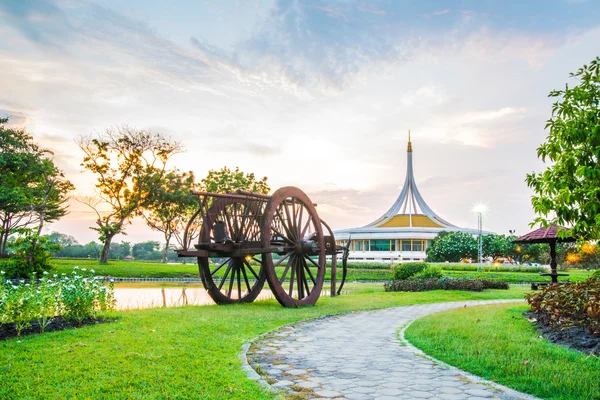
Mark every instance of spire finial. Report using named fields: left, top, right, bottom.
left=407, top=129, right=412, bottom=152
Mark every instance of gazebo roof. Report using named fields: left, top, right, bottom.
left=513, top=225, right=576, bottom=244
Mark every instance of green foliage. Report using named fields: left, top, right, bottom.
left=527, top=56, right=600, bottom=239
left=393, top=262, right=427, bottom=280
left=477, top=279, right=510, bottom=290
left=385, top=277, right=487, bottom=292
left=0, top=119, right=73, bottom=257
left=131, top=241, right=163, bottom=261
left=142, top=170, right=198, bottom=262
left=406, top=304, right=600, bottom=400
left=526, top=277, right=600, bottom=335
left=0, top=268, right=115, bottom=335
left=77, top=127, right=180, bottom=262
left=436, top=263, right=546, bottom=273
left=201, top=166, right=269, bottom=194
left=5, top=232, right=60, bottom=278
left=413, top=264, right=443, bottom=279
left=426, top=231, right=478, bottom=262
left=592, top=269, right=600, bottom=278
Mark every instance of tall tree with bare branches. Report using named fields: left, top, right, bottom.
left=77, top=126, right=180, bottom=263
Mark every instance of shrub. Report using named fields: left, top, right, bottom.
left=592, top=269, right=600, bottom=278
left=414, top=265, right=443, bottom=279
left=393, top=262, right=428, bottom=280
left=435, top=263, right=547, bottom=273
left=525, top=277, right=600, bottom=335
left=6, top=233, right=60, bottom=279
left=0, top=267, right=115, bottom=336
left=477, top=279, right=510, bottom=290
left=385, top=277, right=485, bottom=292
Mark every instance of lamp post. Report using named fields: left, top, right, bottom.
left=473, top=204, right=487, bottom=269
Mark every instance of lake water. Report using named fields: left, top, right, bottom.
left=113, top=287, right=338, bottom=309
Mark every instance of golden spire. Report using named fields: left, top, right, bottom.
left=407, top=129, right=412, bottom=152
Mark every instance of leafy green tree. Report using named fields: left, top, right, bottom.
left=108, top=242, right=131, bottom=260
left=142, top=170, right=197, bottom=263
left=48, top=231, right=78, bottom=248
left=482, top=234, right=516, bottom=259
left=6, top=232, right=60, bottom=278
left=0, top=119, right=74, bottom=267
left=77, top=126, right=180, bottom=263
left=527, top=56, right=600, bottom=239
left=201, top=166, right=269, bottom=194
left=132, top=241, right=162, bottom=261
left=426, top=231, right=478, bottom=262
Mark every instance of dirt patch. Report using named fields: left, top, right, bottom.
left=0, top=317, right=116, bottom=341
left=525, top=312, right=600, bottom=355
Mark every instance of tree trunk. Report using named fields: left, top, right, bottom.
left=100, top=235, right=115, bottom=263
left=162, top=234, right=171, bottom=263
left=0, top=215, right=9, bottom=257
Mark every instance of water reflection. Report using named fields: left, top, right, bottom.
left=113, top=288, right=338, bottom=310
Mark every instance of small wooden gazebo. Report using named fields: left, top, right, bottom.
left=513, top=225, right=576, bottom=284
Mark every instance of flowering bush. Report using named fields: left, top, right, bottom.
left=0, top=267, right=115, bottom=336
left=413, top=265, right=443, bottom=279
left=525, top=277, right=600, bottom=335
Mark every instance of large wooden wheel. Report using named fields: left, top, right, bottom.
left=198, top=197, right=266, bottom=304
left=261, top=187, right=326, bottom=307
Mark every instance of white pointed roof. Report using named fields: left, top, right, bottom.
left=334, top=131, right=493, bottom=240
left=365, top=131, right=455, bottom=229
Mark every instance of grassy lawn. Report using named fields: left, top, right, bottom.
left=50, top=258, right=592, bottom=283
left=405, top=303, right=600, bottom=400
left=0, top=286, right=528, bottom=399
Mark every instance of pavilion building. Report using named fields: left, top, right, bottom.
left=334, top=132, right=493, bottom=263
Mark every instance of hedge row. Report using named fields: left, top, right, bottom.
left=384, top=277, right=510, bottom=292
left=434, top=264, right=547, bottom=273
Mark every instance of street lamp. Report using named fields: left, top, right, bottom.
left=473, top=203, right=487, bottom=269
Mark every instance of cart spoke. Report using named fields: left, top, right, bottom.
left=274, top=251, right=292, bottom=267
left=241, top=262, right=251, bottom=293
left=237, top=263, right=242, bottom=299
left=244, top=259, right=260, bottom=280
left=211, top=258, right=230, bottom=276
left=227, top=264, right=236, bottom=297
left=279, top=254, right=294, bottom=284
left=301, top=215, right=313, bottom=239
left=288, top=256, right=296, bottom=296
left=303, top=255, right=317, bottom=285
left=218, top=261, right=233, bottom=290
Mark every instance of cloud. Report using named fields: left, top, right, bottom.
left=433, top=9, right=451, bottom=16
left=0, top=109, right=29, bottom=126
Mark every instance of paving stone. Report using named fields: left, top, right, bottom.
left=465, top=389, right=495, bottom=397
left=245, top=300, right=534, bottom=400
left=272, top=380, right=294, bottom=388
left=314, top=389, right=342, bottom=398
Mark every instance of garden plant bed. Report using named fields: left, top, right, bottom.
left=526, top=311, right=600, bottom=355
left=0, top=317, right=116, bottom=341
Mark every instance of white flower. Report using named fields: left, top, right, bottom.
left=109, top=279, right=114, bottom=283
left=90, top=269, right=95, bottom=273
left=74, top=266, right=79, bottom=269
left=81, top=268, right=87, bottom=271
left=43, top=271, right=49, bottom=275
left=0, top=270, right=4, bottom=275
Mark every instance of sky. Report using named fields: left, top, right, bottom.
left=1, top=0, right=599, bottom=245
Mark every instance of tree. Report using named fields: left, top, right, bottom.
left=482, top=234, right=516, bottom=260
left=426, top=231, right=478, bottom=262
left=77, top=126, right=180, bottom=263
left=142, top=170, right=197, bottom=263
left=48, top=231, right=78, bottom=248
left=0, top=118, right=74, bottom=263
left=132, top=241, right=162, bottom=261
left=201, top=166, right=269, bottom=194
left=527, top=56, right=600, bottom=239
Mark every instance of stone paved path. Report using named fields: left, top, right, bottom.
left=245, top=300, right=538, bottom=400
